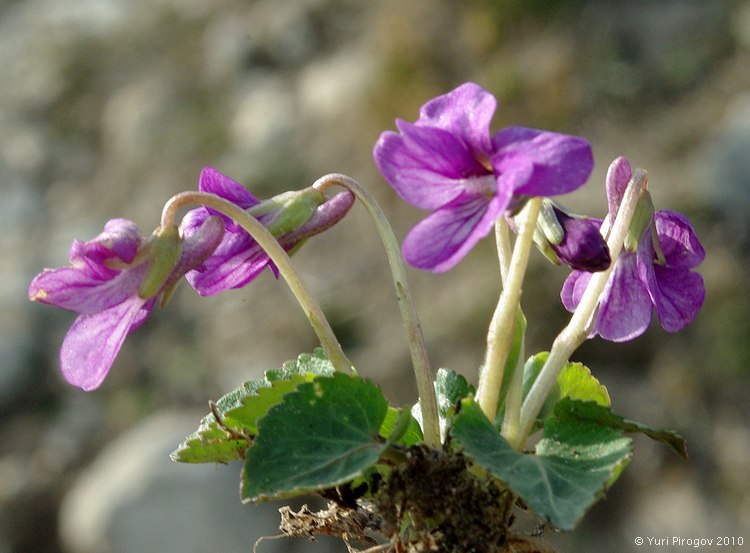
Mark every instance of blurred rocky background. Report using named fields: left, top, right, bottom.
left=2, top=0, right=749, bottom=551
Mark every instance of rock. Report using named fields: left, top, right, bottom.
left=0, top=160, right=46, bottom=409
left=696, top=94, right=750, bottom=252
left=59, top=410, right=345, bottom=553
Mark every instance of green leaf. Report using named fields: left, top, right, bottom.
left=554, top=398, right=688, bottom=459
left=170, top=349, right=336, bottom=464
left=169, top=382, right=266, bottom=464
left=452, top=398, right=632, bottom=530
left=522, top=352, right=610, bottom=425
left=412, top=368, right=475, bottom=438
left=170, top=419, right=250, bottom=464
left=223, top=375, right=307, bottom=435
left=380, top=407, right=423, bottom=446
left=435, top=368, right=475, bottom=420
left=264, top=348, right=337, bottom=381
left=242, top=373, right=390, bottom=502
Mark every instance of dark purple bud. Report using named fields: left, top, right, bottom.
left=549, top=206, right=611, bottom=272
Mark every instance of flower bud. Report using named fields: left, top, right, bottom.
left=282, top=189, right=355, bottom=244
left=534, top=201, right=611, bottom=272
left=182, top=167, right=356, bottom=297
left=247, top=188, right=325, bottom=237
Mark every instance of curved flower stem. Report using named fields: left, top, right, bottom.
left=476, top=197, right=542, bottom=422
left=518, top=169, right=648, bottom=441
left=312, top=174, right=441, bottom=448
left=161, top=191, right=353, bottom=374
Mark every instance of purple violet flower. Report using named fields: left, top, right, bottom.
left=373, top=82, right=594, bottom=272
left=561, top=157, right=706, bottom=341
left=28, top=217, right=225, bottom=390
left=181, top=167, right=354, bottom=296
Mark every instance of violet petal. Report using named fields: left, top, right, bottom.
left=374, top=121, right=489, bottom=211
left=60, top=295, right=153, bottom=390
left=185, top=230, right=273, bottom=296
left=196, top=167, right=262, bottom=232
left=416, top=82, right=496, bottom=159
left=198, top=166, right=260, bottom=209
left=654, top=210, right=706, bottom=269
left=402, top=190, right=504, bottom=272
left=560, top=269, right=593, bottom=313
left=492, top=127, right=594, bottom=197
left=29, top=263, right=148, bottom=314
left=594, top=253, right=653, bottom=342
left=605, top=157, right=632, bottom=218
left=650, top=265, right=706, bottom=332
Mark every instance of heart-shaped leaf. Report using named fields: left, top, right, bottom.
left=452, top=398, right=632, bottom=530
left=242, top=373, right=389, bottom=502
left=171, top=349, right=336, bottom=464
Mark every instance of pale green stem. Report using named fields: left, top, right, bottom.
left=518, top=169, right=648, bottom=440
left=161, top=191, right=352, bottom=374
left=476, top=197, right=542, bottom=421
left=312, top=174, right=441, bottom=448
left=495, top=217, right=512, bottom=286
left=500, top=312, right=526, bottom=448
left=495, top=219, right=521, bottom=445
left=496, top=219, right=525, bottom=448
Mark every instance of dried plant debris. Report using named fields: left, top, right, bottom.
left=278, top=502, right=379, bottom=551
left=256, top=445, right=557, bottom=552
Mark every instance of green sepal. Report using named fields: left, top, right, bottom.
left=242, top=372, right=389, bottom=502
left=452, top=398, right=632, bottom=530
left=247, top=188, right=324, bottom=236
left=538, top=198, right=565, bottom=245
left=554, top=398, right=688, bottom=459
left=170, top=349, right=336, bottom=464
left=138, top=225, right=182, bottom=299
left=624, top=188, right=655, bottom=252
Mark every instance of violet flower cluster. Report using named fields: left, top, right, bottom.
left=374, top=82, right=705, bottom=340
left=29, top=81, right=706, bottom=395
left=29, top=167, right=353, bottom=390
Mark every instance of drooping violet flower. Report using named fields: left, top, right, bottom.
left=181, top=167, right=354, bottom=296
left=561, top=157, right=705, bottom=341
left=28, top=217, right=224, bottom=390
left=532, top=199, right=611, bottom=272
left=373, top=82, right=594, bottom=272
